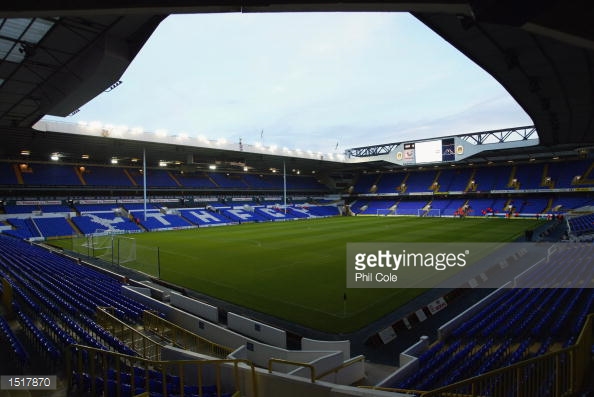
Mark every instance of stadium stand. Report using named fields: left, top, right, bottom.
left=395, top=200, right=430, bottom=215
left=179, top=209, right=232, bottom=226
left=376, top=173, right=407, bottom=194
left=0, top=163, right=20, bottom=185
left=174, top=172, right=218, bottom=188
left=513, top=163, right=546, bottom=189
left=0, top=235, right=150, bottom=363
left=549, top=196, right=593, bottom=212
left=75, top=203, right=122, bottom=213
left=40, top=204, right=73, bottom=213
left=353, top=173, right=378, bottom=193
left=358, top=200, right=396, bottom=215
left=209, top=172, right=249, bottom=189
left=220, top=207, right=270, bottom=223
left=472, top=165, right=512, bottom=191
left=387, top=245, right=594, bottom=392
left=4, top=218, right=42, bottom=239
left=547, top=159, right=593, bottom=188
left=434, top=168, right=474, bottom=192
left=242, top=174, right=281, bottom=189
left=20, top=164, right=82, bottom=186
left=32, top=217, right=75, bottom=238
left=136, top=213, right=194, bottom=231
left=403, top=170, right=437, bottom=193
left=430, top=198, right=467, bottom=216
left=128, top=169, right=179, bottom=187
left=4, top=204, right=40, bottom=214
left=71, top=214, right=143, bottom=235
left=81, top=166, right=135, bottom=187
left=286, top=175, right=327, bottom=190
left=568, top=213, right=594, bottom=236
left=305, top=205, right=340, bottom=217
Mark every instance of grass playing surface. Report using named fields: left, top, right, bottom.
left=57, top=216, right=543, bottom=333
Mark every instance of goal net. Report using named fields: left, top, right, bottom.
left=116, top=236, right=137, bottom=265
left=72, top=230, right=135, bottom=265
left=417, top=208, right=441, bottom=217
left=376, top=209, right=394, bottom=216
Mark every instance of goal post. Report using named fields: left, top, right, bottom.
left=70, top=231, right=159, bottom=276
left=376, top=208, right=394, bottom=216
left=116, top=236, right=137, bottom=265
left=417, top=208, right=441, bottom=217
left=71, top=229, right=134, bottom=264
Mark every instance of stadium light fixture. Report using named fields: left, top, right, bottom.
left=159, top=161, right=167, bottom=167
left=20, top=149, right=30, bottom=156
left=209, top=164, right=217, bottom=170
left=81, top=154, right=90, bottom=160
left=243, top=166, right=249, bottom=172
left=111, top=158, right=118, bottom=164
left=50, top=153, right=60, bottom=161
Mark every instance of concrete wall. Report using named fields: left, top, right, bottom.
left=228, top=312, right=286, bottom=348
left=122, top=285, right=246, bottom=349
left=170, top=291, right=218, bottom=323
left=302, top=338, right=350, bottom=361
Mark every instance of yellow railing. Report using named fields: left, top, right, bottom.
left=97, top=307, right=162, bottom=360
left=142, top=310, right=234, bottom=359
left=267, top=358, right=316, bottom=383
left=67, top=344, right=258, bottom=397
left=315, top=355, right=365, bottom=381
left=362, top=314, right=593, bottom=397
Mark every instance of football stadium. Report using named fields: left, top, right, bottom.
left=0, top=2, right=593, bottom=397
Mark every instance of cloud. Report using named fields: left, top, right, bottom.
left=54, top=12, right=531, bottom=155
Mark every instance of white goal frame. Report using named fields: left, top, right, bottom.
left=74, top=229, right=135, bottom=265
left=376, top=209, right=394, bottom=216
left=417, top=208, right=441, bottom=217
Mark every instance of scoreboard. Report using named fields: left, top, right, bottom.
left=396, top=138, right=459, bottom=165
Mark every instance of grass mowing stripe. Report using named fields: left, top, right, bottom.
left=53, top=216, right=543, bottom=333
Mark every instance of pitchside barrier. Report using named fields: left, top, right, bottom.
left=71, top=231, right=160, bottom=276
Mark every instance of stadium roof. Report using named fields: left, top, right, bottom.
left=0, top=1, right=593, bottom=172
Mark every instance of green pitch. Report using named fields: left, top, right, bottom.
left=59, top=216, right=542, bottom=333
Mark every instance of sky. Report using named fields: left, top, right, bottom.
left=44, top=12, right=532, bottom=154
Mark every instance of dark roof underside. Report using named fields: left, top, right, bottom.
left=0, top=1, right=592, bottom=172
